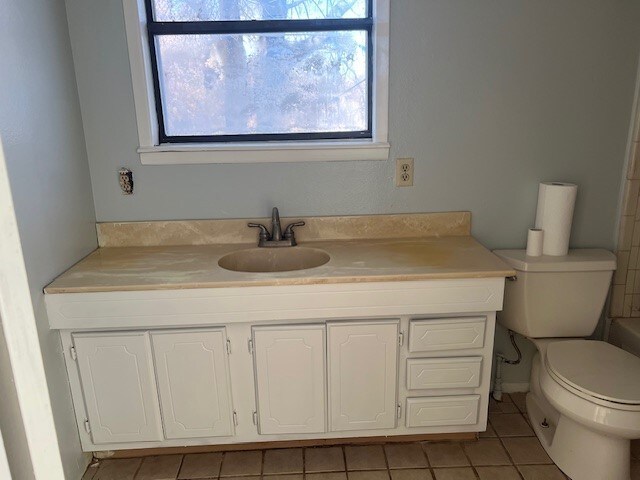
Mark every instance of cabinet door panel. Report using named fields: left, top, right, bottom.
left=151, top=329, right=234, bottom=439
left=253, top=325, right=326, bottom=434
left=328, top=321, right=399, bottom=432
left=73, top=332, right=163, bottom=444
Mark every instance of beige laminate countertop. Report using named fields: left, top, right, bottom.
left=44, top=236, right=515, bottom=294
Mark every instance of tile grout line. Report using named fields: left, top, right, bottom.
left=414, top=440, right=431, bottom=480
left=424, top=444, right=436, bottom=480
left=218, top=451, right=226, bottom=480
left=458, top=437, right=481, bottom=480
left=381, top=442, right=391, bottom=478
left=493, top=416, right=526, bottom=480
left=174, top=454, right=185, bottom=480
left=418, top=440, right=431, bottom=470
left=418, top=440, right=440, bottom=480
left=341, top=445, right=348, bottom=479
left=217, top=450, right=222, bottom=480
left=132, top=456, right=144, bottom=480
left=422, top=439, right=477, bottom=477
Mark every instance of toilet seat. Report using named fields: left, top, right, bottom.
left=545, top=340, right=640, bottom=410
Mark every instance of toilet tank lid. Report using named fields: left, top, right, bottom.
left=492, top=249, right=616, bottom=273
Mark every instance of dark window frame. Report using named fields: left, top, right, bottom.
left=144, top=0, right=374, bottom=144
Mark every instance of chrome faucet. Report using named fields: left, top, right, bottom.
left=248, top=207, right=305, bottom=247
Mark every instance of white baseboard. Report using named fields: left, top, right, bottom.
left=502, top=382, right=530, bottom=393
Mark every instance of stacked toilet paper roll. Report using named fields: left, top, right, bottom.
left=526, top=228, right=544, bottom=256
left=534, top=182, right=578, bottom=256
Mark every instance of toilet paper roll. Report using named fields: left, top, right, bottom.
left=534, top=182, right=578, bottom=256
left=526, top=228, right=544, bottom=257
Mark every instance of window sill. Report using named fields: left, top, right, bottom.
left=137, top=141, right=390, bottom=165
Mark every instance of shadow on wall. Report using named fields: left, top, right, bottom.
left=491, top=325, right=537, bottom=392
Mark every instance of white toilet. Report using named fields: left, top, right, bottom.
left=493, top=249, right=640, bottom=480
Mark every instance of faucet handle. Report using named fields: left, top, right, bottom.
left=248, top=223, right=270, bottom=241
left=283, top=221, right=305, bottom=245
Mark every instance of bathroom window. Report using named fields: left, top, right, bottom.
left=123, top=0, right=389, bottom=163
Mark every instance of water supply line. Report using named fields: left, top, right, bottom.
left=492, top=330, right=522, bottom=402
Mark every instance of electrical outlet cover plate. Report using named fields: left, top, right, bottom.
left=396, top=158, right=414, bottom=187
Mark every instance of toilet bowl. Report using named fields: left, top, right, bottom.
left=525, top=339, right=640, bottom=480
left=492, top=249, right=640, bottom=480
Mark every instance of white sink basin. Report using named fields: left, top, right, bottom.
left=218, top=247, right=330, bottom=273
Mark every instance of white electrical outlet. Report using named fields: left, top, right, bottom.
left=395, top=158, right=414, bottom=187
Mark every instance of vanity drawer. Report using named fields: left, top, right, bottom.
left=406, top=395, right=480, bottom=428
left=407, top=357, right=482, bottom=390
left=409, top=317, right=485, bottom=352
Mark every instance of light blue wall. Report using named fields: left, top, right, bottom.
left=65, top=0, right=640, bottom=385
left=66, top=0, right=640, bottom=251
left=0, top=0, right=97, bottom=477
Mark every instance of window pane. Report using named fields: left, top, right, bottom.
left=156, top=31, right=368, bottom=137
left=151, top=0, right=367, bottom=21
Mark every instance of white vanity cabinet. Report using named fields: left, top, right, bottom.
left=72, top=332, right=164, bottom=444
left=404, top=317, right=490, bottom=429
left=252, top=325, right=326, bottom=435
left=48, top=277, right=506, bottom=452
left=252, top=321, right=400, bottom=435
left=328, top=321, right=399, bottom=432
left=151, top=329, right=234, bottom=439
left=72, top=328, right=234, bottom=445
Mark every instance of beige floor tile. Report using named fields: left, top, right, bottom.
left=509, top=392, right=528, bottom=413
left=263, top=448, right=303, bottom=475
left=478, top=424, right=497, bottom=438
left=136, top=455, right=183, bottom=480
left=220, top=450, right=262, bottom=477
left=422, top=443, right=469, bottom=467
left=94, top=458, right=142, bottom=480
left=217, top=477, right=259, bottom=480
left=492, top=395, right=519, bottom=414
left=488, top=397, right=501, bottom=413
left=348, top=471, right=390, bottom=480
left=476, top=466, right=520, bottom=480
left=384, top=443, right=428, bottom=469
left=432, top=467, right=476, bottom=480
left=265, top=475, right=303, bottom=480
left=497, top=403, right=520, bottom=414
left=502, top=437, right=551, bottom=465
left=518, top=465, right=567, bottom=480
left=305, top=473, right=348, bottom=480
left=463, top=438, right=510, bottom=466
left=82, top=464, right=99, bottom=480
left=389, top=469, right=433, bottom=480
left=305, top=447, right=345, bottom=473
left=344, top=445, right=387, bottom=471
left=178, top=453, right=222, bottom=479
left=489, top=413, right=534, bottom=437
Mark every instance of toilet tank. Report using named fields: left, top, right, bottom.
left=493, top=249, right=616, bottom=338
